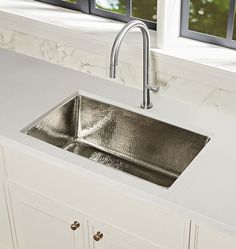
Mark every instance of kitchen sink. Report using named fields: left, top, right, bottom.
left=23, top=94, right=209, bottom=188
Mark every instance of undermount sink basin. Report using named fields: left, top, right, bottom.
left=23, top=94, right=209, bottom=188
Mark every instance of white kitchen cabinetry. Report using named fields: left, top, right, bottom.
left=8, top=183, right=86, bottom=249
left=190, top=224, right=236, bottom=249
left=9, top=183, right=159, bottom=249
left=5, top=146, right=191, bottom=249
left=4, top=146, right=236, bottom=249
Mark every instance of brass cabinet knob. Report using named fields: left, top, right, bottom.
left=70, top=221, right=80, bottom=231
left=93, top=231, right=103, bottom=241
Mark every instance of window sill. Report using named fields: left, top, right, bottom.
left=1, top=0, right=236, bottom=93
left=153, top=37, right=236, bottom=92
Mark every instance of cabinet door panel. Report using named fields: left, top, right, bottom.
left=0, top=183, right=13, bottom=249
left=193, top=225, right=236, bottom=249
left=89, top=218, right=161, bottom=249
left=8, top=183, right=85, bottom=249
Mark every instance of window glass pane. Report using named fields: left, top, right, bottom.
left=96, top=0, right=126, bottom=14
left=189, top=0, right=230, bottom=38
left=132, top=0, right=157, bottom=22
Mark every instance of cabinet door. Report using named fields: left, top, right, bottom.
left=0, top=183, right=14, bottom=249
left=8, top=183, right=86, bottom=249
left=191, top=224, right=236, bottom=249
left=89, top=218, right=160, bottom=249
left=0, top=145, right=5, bottom=180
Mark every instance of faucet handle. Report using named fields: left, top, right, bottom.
left=146, top=84, right=159, bottom=93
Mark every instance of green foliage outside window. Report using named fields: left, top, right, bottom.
left=96, top=0, right=156, bottom=22
left=96, top=0, right=126, bottom=15
left=189, top=0, right=230, bottom=38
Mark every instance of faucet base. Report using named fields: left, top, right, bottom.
left=140, top=102, right=153, bottom=109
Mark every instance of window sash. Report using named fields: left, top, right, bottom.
left=181, top=0, right=236, bottom=49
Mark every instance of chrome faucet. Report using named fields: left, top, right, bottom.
left=109, top=20, right=159, bottom=109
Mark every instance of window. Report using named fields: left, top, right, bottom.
left=90, top=0, right=156, bottom=29
left=36, top=0, right=157, bottom=29
left=37, top=0, right=89, bottom=13
left=181, top=0, right=236, bottom=49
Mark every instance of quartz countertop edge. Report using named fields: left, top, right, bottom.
left=1, top=48, right=236, bottom=238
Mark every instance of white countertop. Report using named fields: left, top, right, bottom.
left=1, top=48, right=236, bottom=237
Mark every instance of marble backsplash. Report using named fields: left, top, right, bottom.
left=1, top=26, right=236, bottom=116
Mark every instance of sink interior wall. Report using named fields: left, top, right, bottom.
left=78, top=97, right=208, bottom=176
left=25, top=95, right=209, bottom=188
left=26, top=97, right=78, bottom=148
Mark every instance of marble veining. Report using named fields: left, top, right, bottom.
left=156, top=71, right=216, bottom=106
left=14, top=32, right=57, bottom=63
left=57, top=43, right=107, bottom=78
left=0, top=27, right=15, bottom=50
left=57, top=44, right=81, bottom=71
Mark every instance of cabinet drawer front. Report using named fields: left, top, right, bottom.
left=5, top=146, right=190, bottom=249
left=194, top=225, right=236, bottom=249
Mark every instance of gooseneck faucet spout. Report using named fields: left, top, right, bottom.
left=109, top=20, right=159, bottom=109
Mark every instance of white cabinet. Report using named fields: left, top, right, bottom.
left=89, top=218, right=159, bottom=249
left=5, top=144, right=236, bottom=249
left=9, top=183, right=86, bottom=249
left=5, top=146, right=190, bottom=249
left=0, top=145, right=14, bottom=249
left=4, top=146, right=191, bottom=249
left=0, top=183, right=14, bottom=249
left=190, top=224, right=236, bottom=249
left=9, top=183, right=159, bottom=249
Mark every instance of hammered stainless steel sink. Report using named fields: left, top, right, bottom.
left=23, top=94, right=209, bottom=188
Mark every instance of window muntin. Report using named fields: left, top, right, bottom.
left=181, top=0, right=236, bottom=49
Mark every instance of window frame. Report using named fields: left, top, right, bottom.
left=35, top=0, right=156, bottom=30
left=180, top=0, right=236, bottom=50
left=33, top=0, right=236, bottom=51
left=36, top=0, right=89, bottom=12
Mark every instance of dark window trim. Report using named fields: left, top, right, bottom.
left=35, top=0, right=156, bottom=30
left=36, top=0, right=89, bottom=12
left=181, top=0, right=236, bottom=50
